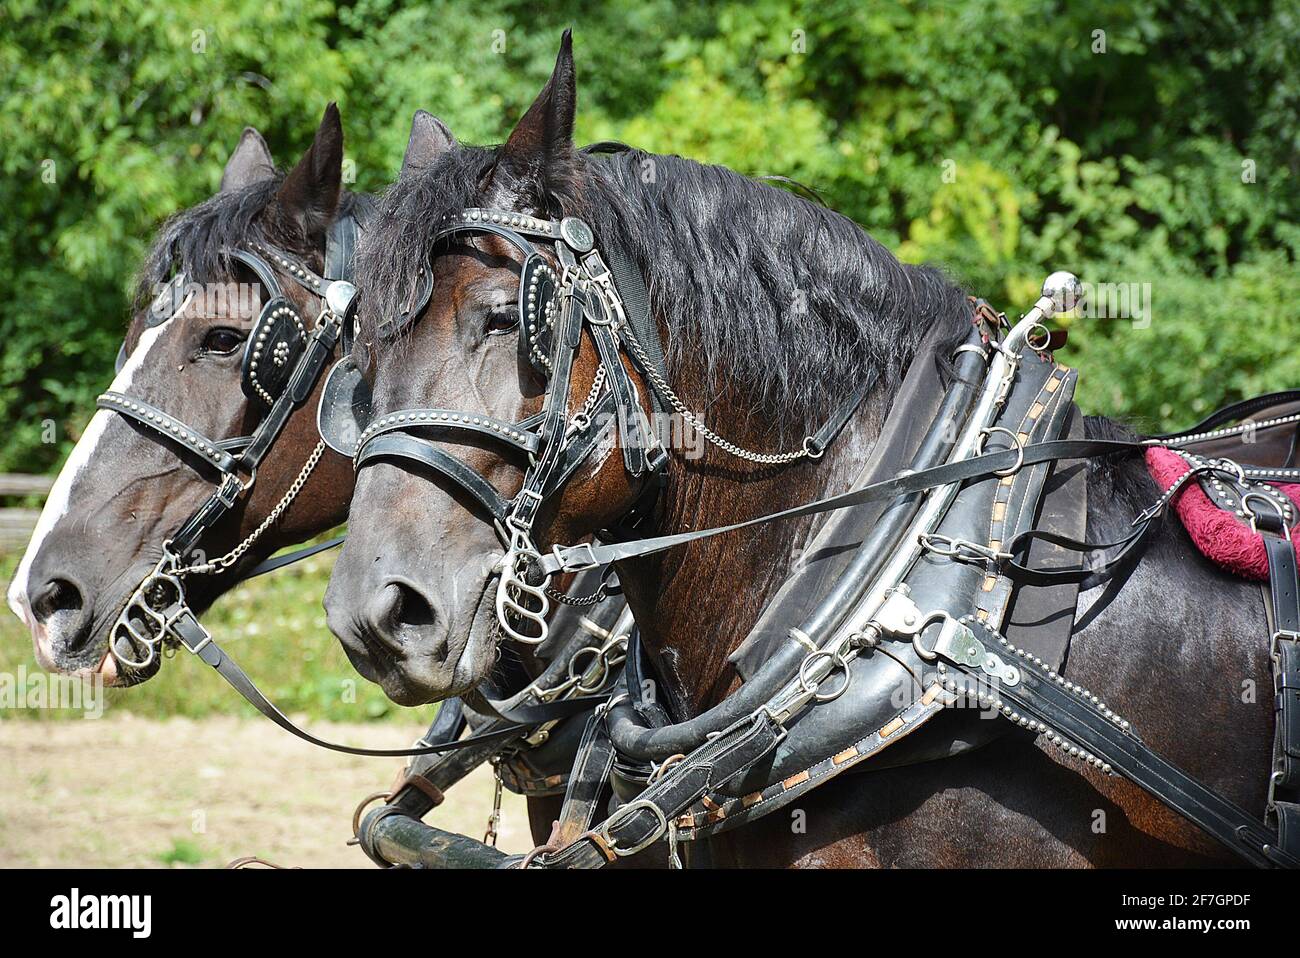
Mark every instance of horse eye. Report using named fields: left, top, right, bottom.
left=203, top=327, right=246, bottom=355
left=486, top=307, right=519, bottom=336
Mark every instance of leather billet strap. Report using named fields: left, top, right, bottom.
left=935, top=618, right=1299, bottom=869
left=1258, top=497, right=1300, bottom=859
left=548, top=710, right=619, bottom=848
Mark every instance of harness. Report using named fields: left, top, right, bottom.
left=96, top=213, right=618, bottom=760
left=322, top=207, right=870, bottom=646
left=339, top=210, right=1300, bottom=869
left=99, top=219, right=361, bottom=671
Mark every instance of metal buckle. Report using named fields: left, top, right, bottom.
left=1243, top=490, right=1292, bottom=538
left=645, top=440, right=670, bottom=473
left=1271, top=630, right=1300, bottom=660
left=556, top=541, right=600, bottom=573
left=596, top=799, right=668, bottom=857
left=215, top=473, right=243, bottom=508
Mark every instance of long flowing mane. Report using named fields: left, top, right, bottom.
left=133, top=176, right=373, bottom=310
left=357, top=143, right=971, bottom=425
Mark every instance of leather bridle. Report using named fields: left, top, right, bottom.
left=97, top=217, right=359, bottom=670
left=336, top=206, right=870, bottom=647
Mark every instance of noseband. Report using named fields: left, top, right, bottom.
left=98, top=217, right=360, bottom=669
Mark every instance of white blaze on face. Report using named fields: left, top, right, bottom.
left=6, top=318, right=177, bottom=637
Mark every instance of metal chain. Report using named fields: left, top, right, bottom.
left=177, top=441, right=327, bottom=576
left=545, top=581, right=608, bottom=607
left=578, top=364, right=607, bottom=419
left=619, top=328, right=817, bottom=465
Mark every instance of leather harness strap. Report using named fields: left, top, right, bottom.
left=1256, top=499, right=1300, bottom=857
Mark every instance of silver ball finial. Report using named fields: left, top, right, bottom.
left=325, top=280, right=357, bottom=317
left=1041, top=270, right=1082, bottom=314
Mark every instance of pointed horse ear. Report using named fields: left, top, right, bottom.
left=494, top=29, right=579, bottom=204
left=221, top=127, right=276, bottom=192
left=276, top=102, right=345, bottom=246
left=400, top=111, right=456, bottom=175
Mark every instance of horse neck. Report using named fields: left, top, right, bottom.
left=621, top=365, right=891, bottom=720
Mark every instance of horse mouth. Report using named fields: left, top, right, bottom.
left=461, top=573, right=501, bottom=681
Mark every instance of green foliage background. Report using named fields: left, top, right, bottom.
left=3, top=0, right=1298, bottom=471
left=0, top=0, right=1297, bottom=718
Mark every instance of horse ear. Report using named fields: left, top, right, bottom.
left=221, top=127, right=275, bottom=192
left=400, top=110, right=455, bottom=175
left=276, top=102, right=344, bottom=246
left=497, top=29, right=578, bottom=201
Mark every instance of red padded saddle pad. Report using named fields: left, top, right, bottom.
left=1146, top=446, right=1300, bottom=580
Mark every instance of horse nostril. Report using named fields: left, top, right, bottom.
left=387, top=581, right=436, bottom=629
left=31, top=577, right=83, bottom=625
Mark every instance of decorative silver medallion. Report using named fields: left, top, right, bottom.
left=559, top=217, right=594, bottom=253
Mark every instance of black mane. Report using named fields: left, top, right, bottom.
left=133, top=175, right=373, bottom=310
left=357, top=144, right=972, bottom=426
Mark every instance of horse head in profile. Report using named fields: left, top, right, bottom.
left=9, top=105, right=359, bottom=685
left=325, top=31, right=967, bottom=712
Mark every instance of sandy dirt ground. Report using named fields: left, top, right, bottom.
left=0, top=715, right=530, bottom=868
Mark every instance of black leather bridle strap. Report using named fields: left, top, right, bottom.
left=1002, top=518, right=1162, bottom=589
left=605, top=245, right=667, bottom=417
left=357, top=433, right=513, bottom=521
left=237, top=315, right=342, bottom=470
left=325, top=214, right=359, bottom=282
left=96, top=392, right=242, bottom=476
left=590, top=320, right=653, bottom=477
left=168, top=608, right=542, bottom=757
left=244, top=533, right=346, bottom=578
left=355, top=408, right=539, bottom=456
left=541, top=437, right=1152, bottom=576
left=1155, top=390, right=1300, bottom=442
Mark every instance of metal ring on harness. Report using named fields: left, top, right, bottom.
left=1242, top=490, right=1292, bottom=538
left=1025, top=322, right=1052, bottom=354
left=517, top=842, right=559, bottom=869
left=351, top=790, right=392, bottom=841
left=977, top=426, right=1024, bottom=477
left=910, top=611, right=958, bottom=663
left=796, top=646, right=854, bottom=702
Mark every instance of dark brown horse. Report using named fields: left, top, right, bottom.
left=7, top=106, right=357, bottom=686
left=6, top=103, right=612, bottom=853
left=326, top=35, right=1272, bottom=866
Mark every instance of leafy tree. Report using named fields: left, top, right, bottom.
left=2, top=0, right=1296, bottom=474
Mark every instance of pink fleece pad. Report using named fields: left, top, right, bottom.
left=1145, top=447, right=1300, bottom=580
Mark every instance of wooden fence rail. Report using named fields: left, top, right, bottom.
left=0, top=473, right=51, bottom=553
